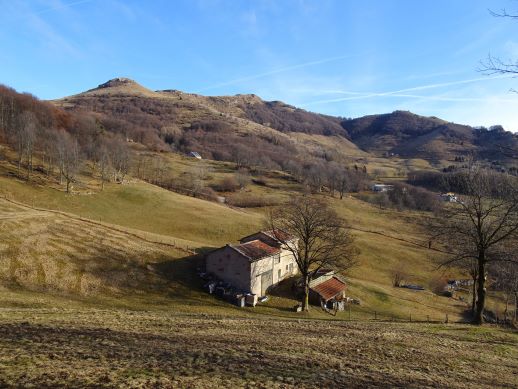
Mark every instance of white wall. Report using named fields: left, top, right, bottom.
left=206, top=246, right=251, bottom=292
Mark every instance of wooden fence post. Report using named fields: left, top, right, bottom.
left=409, top=314, right=412, bottom=322
left=374, top=311, right=377, bottom=320
left=445, top=314, right=449, bottom=324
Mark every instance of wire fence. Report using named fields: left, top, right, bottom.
left=328, top=305, right=517, bottom=327
left=0, top=194, right=197, bottom=255
left=334, top=306, right=459, bottom=324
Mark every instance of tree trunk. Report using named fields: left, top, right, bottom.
left=471, top=275, right=477, bottom=315
left=302, top=274, right=310, bottom=312
left=474, top=254, right=486, bottom=325
left=66, top=178, right=71, bottom=193
left=504, top=293, right=510, bottom=320
left=515, top=292, right=517, bottom=322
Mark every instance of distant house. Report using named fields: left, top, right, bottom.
left=206, top=230, right=298, bottom=297
left=371, top=184, right=394, bottom=192
left=440, top=192, right=458, bottom=202
left=309, top=270, right=347, bottom=310
left=188, top=151, right=202, bottom=159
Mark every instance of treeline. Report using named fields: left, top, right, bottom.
left=60, top=91, right=369, bottom=189
left=1, top=83, right=373, bottom=201
left=239, top=100, right=348, bottom=136
left=64, top=95, right=175, bottom=151
left=0, top=84, right=132, bottom=192
left=362, top=182, right=439, bottom=212
left=408, top=170, right=517, bottom=197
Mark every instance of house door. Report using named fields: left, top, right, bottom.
left=261, top=270, right=273, bottom=296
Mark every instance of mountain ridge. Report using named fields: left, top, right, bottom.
left=52, top=78, right=518, bottom=164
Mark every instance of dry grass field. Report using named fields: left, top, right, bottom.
left=0, top=155, right=497, bottom=321
left=0, top=309, right=516, bottom=388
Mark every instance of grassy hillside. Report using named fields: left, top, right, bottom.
left=0, top=176, right=262, bottom=248
left=0, top=154, right=482, bottom=322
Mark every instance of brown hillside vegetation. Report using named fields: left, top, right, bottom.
left=53, top=79, right=518, bottom=166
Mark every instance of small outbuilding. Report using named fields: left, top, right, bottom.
left=440, top=192, right=457, bottom=202
left=309, top=271, right=347, bottom=310
left=188, top=151, right=202, bottom=159
left=371, top=184, right=394, bottom=192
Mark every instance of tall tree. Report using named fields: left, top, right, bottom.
left=492, top=261, right=518, bottom=321
left=98, top=143, right=111, bottom=191
left=432, top=166, right=518, bottom=324
left=268, top=196, right=358, bottom=311
left=110, top=137, right=132, bottom=184
left=15, top=111, right=37, bottom=180
left=56, top=131, right=81, bottom=193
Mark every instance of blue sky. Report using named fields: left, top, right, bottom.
left=1, top=0, right=518, bottom=130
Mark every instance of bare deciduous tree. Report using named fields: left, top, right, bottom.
left=235, top=167, right=250, bottom=189
left=110, top=138, right=132, bottom=184
left=492, top=261, right=518, bottom=321
left=268, top=196, right=358, bottom=311
left=432, top=166, right=518, bottom=324
left=98, top=143, right=111, bottom=191
left=15, top=111, right=37, bottom=180
left=56, top=130, right=81, bottom=193
left=480, top=9, right=518, bottom=85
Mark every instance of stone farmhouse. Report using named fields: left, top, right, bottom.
left=206, top=230, right=298, bottom=296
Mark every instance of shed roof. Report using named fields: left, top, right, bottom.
left=231, top=239, right=280, bottom=261
left=310, top=277, right=347, bottom=301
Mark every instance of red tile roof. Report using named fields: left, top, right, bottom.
left=310, top=277, right=347, bottom=301
left=232, top=239, right=280, bottom=261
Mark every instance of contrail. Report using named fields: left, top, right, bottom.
left=302, top=74, right=515, bottom=105
left=197, top=52, right=371, bottom=92
left=367, top=93, right=518, bottom=103
left=21, top=0, right=94, bottom=18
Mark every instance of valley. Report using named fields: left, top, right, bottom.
left=0, top=78, right=516, bottom=387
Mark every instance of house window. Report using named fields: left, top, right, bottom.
left=275, top=255, right=280, bottom=264
left=286, top=265, right=288, bottom=271
left=289, top=263, right=293, bottom=274
left=278, top=269, right=281, bottom=280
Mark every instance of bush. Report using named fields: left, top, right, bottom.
left=198, top=187, right=219, bottom=202
left=226, top=193, right=280, bottom=208
left=212, top=176, right=240, bottom=192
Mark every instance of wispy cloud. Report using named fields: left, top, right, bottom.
left=26, top=13, right=84, bottom=58
left=197, top=52, right=370, bottom=92
left=15, top=0, right=94, bottom=20
left=364, top=93, right=518, bottom=103
left=301, top=74, right=516, bottom=105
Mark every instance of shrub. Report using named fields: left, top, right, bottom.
left=226, top=193, right=280, bottom=208
left=212, top=176, right=240, bottom=192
